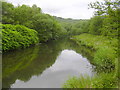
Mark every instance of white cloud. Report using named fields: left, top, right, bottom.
left=6, top=0, right=104, bottom=19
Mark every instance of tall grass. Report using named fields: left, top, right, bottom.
left=63, top=72, right=118, bottom=88
left=71, top=34, right=118, bottom=71
left=64, top=33, right=118, bottom=88
left=63, top=75, right=92, bottom=88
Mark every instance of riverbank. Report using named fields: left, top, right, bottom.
left=63, top=33, right=118, bottom=88
left=3, top=38, right=96, bottom=88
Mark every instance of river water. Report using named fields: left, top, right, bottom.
left=2, top=38, right=95, bottom=88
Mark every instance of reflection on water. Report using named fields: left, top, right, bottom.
left=2, top=38, right=95, bottom=88
left=11, top=49, right=94, bottom=88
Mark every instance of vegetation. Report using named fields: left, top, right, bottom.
left=64, top=33, right=118, bottom=88
left=1, top=0, right=119, bottom=88
left=54, top=16, right=89, bottom=35
left=1, top=1, right=67, bottom=51
left=2, top=24, right=39, bottom=51
left=72, top=34, right=118, bottom=69
left=31, top=14, right=66, bottom=42
left=54, top=0, right=120, bottom=38
left=63, top=0, right=119, bottom=88
left=63, top=72, right=118, bottom=88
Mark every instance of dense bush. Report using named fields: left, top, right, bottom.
left=32, top=14, right=66, bottom=42
left=2, top=24, right=39, bottom=51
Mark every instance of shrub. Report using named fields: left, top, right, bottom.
left=2, top=24, right=39, bottom=51
left=93, top=46, right=116, bottom=71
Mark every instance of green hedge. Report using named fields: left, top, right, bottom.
left=2, top=24, right=39, bottom=51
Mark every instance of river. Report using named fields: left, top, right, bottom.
left=2, top=38, right=95, bottom=88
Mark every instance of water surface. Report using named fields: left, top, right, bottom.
left=2, top=39, right=95, bottom=88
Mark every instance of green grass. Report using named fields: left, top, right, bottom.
left=63, top=33, right=118, bottom=88
left=63, top=75, right=92, bottom=88
left=71, top=34, right=118, bottom=50
left=63, top=72, right=118, bottom=88
left=71, top=34, right=118, bottom=71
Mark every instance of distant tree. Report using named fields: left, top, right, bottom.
left=13, top=4, right=41, bottom=27
left=2, top=1, right=14, bottom=24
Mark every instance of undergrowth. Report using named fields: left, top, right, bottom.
left=63, top=33, right=118, bottom=88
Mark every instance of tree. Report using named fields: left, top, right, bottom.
left=2, top=1, right=14, bottom=24
left=13, top=4, right=41, bottom=27
left=89, top=16, right=104, bottom=35
left=89, top=0, right=119, bottom=37
left=89, top=0, right=120, bottom=16
left=32, top=13, right=64, bottom=42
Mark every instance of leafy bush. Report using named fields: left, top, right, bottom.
left=94, top=47, right=116, bottom=70
left=2, top=24, right=39, bottom=51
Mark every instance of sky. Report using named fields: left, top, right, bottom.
left=6, top=0, right=104, bottom=19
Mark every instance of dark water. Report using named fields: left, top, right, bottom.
left=2, top=38, right=95, bottom=88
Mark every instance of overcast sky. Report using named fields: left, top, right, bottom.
left=6, top=0, right=104, bottom=19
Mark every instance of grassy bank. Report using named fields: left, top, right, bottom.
left=63, top=33, right=118, bottom=88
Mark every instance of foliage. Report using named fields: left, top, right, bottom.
left=1, top=0, right=119, bottom=88
left=54, top=16, right=90, bottom=35
left=88, top=0, right=119, bottom=38
left=63, top=76, right=92, bottom=88
left=70, top=20, right=89, bottom=35
left=2, top=1, right=66, bottom=43
left=32, top=14, right=66, bottom=42
left=72, top=34, right=118, bottom=69
left=2, top=1, right=15, bottom=24
left=2, top=1, right=41, bottom=25
left=63, top=72, right=118, bottom=88
left=2, top=24, right=39, bottom=51
left=100, top=14, right=119, bottom=37
left=94, top=47, right=116, bottom=71
left=67, top=33, right=118, bottom=88
left=91, top=72, right=118, bottom=88
left=89, top=16, right=104, bottom=35
left=63, top=0, right=119, bottom=87
left=89, top=0, right=120, bottom=16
